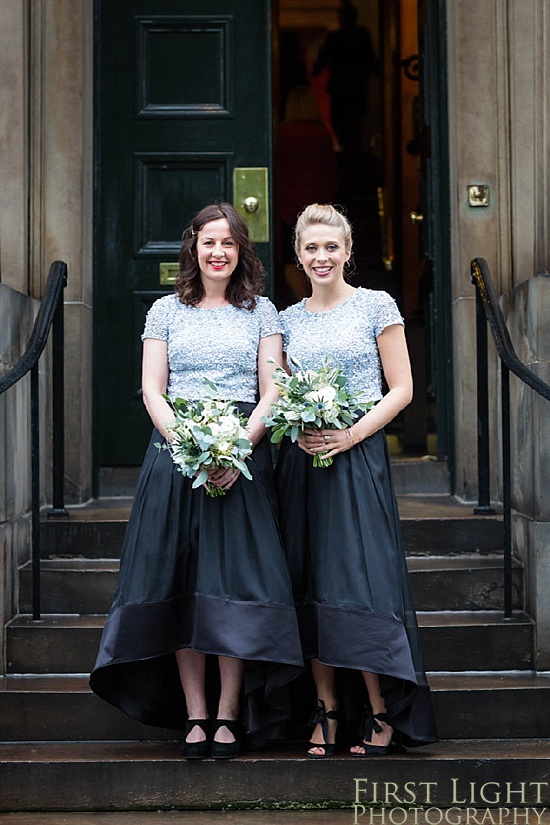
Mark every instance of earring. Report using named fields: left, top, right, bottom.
left=296, top=262, right=304, bottom=270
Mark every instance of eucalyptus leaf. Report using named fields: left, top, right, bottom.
left=192, top=469, right=209, bottom=488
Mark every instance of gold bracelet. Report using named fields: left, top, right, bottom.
left=346, top=428, right=355, bottom=446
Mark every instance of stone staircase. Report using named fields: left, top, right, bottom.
left=2, top=494, right=550, bottom=813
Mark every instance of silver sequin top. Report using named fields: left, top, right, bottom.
left=142, top=294, right=282, bottom=402
left=280, top=287, right=404, bottom=400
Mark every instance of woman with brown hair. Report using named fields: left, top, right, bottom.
left=90, top=203, right=303, bottom=759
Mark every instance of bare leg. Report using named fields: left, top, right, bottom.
left=214, top=655, right=244, bottom=743
left=175, top=648, right=207, bottom=743
left=308, top=658, right=339, bottom=757
left=350, top=671, right=393, bottom=754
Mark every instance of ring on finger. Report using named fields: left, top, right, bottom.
left=324, top=435, right=330, bottom=443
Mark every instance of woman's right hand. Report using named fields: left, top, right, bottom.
left=297, top=427, right=326, bottom=456
left=205, top=465, right=241, bottom=492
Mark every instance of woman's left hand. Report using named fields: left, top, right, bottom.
left=298, top=427, right=355, bottom=459
left=206, top=466, right=241, bottom=492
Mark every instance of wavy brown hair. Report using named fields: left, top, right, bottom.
left=175, top=203, right=265, bottom=309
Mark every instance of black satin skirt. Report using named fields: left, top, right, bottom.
left=275, top=428, right=438, bottom=748
left=90, top=404, right=303, bottom=745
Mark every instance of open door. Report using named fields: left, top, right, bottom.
left=94, top=0, right=273, bottom=465
left=275, top=0, right=452, bottom=468
left=416, top=0, right=453, bottom=464
left=377, top=0, right=452, bottom=462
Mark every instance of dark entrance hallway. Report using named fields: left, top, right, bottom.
left=275, top=0, right=441, bottom=460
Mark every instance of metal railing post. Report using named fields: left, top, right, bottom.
left=30, top=363, right=41, bottom=621
left=501, top=364, right=512, bottom=618
left=49, top=291, right=68, bottom=517
left=473, top=281, right=495, bottom=514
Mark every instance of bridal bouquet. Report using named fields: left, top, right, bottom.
left=156, top=378, right=253, bottom=497
left=263, top=357, right=373, bottom=467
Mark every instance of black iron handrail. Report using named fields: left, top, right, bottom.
left=471, top=257, right=550, bottom=618
left=0, top=261, right=68, bottom=620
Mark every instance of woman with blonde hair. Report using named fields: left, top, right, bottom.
left=276, top=203, right=437, bottom=758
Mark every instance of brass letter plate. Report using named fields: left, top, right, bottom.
left=233, top=167, right=269, bottom=242
left=159, top=262, right=179, bottom=285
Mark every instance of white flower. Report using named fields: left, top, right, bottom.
left=323, top=406, right=340, bottom=424
left=207, top=421, right=221, bottom=438
left=305, top=385, right=337, bottom=406
left=216, top=440, right=232, bottom=455
left=218, top=414, right=240, bottom=437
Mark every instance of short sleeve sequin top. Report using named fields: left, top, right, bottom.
left=142, top=294, right=282, bottom=402
left=279, top=287, right=403, bottom=401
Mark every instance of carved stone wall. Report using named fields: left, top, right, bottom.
left=0, top=1, right=93, bottom=667
left=0, top=286, right=37, bottom=669
left=0, top=1, right=32, bottom=669
left=447, top=0, right=550, bottom=665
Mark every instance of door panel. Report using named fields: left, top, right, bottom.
left=417, top=0, right=453, bottom=465
left=95, top=0, right=272, bottom=464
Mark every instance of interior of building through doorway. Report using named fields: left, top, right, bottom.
left=276, top=0, right=433, bottom=457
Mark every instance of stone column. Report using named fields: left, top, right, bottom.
left=0, top=0, right=32, bottom=670
left=446, top=0, right=512, bottom=501
left=448, top=0, right=550, bottom=666
left=30, top=0, right=94, bottom=503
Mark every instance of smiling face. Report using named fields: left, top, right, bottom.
left=297, top=223, right=351, bottom=289
left=196, top=218, right=239, bottom=288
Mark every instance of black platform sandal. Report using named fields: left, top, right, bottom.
left=351, top=710, right=393, bottom=757
left=307, top=699, right=339, bottom=759
left=180, top=718, right=210, bottom=760
left=211, top=719, right=241, bottom=759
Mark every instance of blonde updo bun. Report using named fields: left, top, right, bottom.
left=293, top=203, right=353, bottom=258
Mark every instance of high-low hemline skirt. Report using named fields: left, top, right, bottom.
left=275, top=429, right=438, bottom=747
left=90, top=405, right=304, bottom=745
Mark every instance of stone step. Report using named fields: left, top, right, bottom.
left=19, top=555, right=523, bottom=615
left=100, top=457, right=447, bottom=496
left=391, top=458, right=450, bottom=494
left=407, top=555, right=523, bottom=611
left=39, top=496, right=503, bottom=559
left=0, top=812, right=368, bottom=824
left=2, top=815, right=550, bottom=825
left=1, top=672, right=549, bottom=742
left=20, top=559, right=119, bottom=615
left=101, top=449, right=452, bottom=497
left=1, top=739, right=550, bottom=811
left=5, top=612, right=535, bottom=675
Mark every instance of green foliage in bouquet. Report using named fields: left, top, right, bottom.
left=262, top=357, right=374, bottom=467
left=155, top=378, right=253, bottom=496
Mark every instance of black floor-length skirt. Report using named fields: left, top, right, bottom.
left=90, top=404, right=304, bottom=744
left=276, top=429, right=438, bottom=748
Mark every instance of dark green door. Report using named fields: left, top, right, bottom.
left=95, top=0, right=273, bottom=465
left=417, top=0, right=454, bottom=469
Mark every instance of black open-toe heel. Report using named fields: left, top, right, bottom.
left=351, top=710, right=393, bottom=757
left=180, top=718, right=210, bottom=760
left=307, top=699, right=339, bottom=759
left=211, top=718, right=241, bottom=759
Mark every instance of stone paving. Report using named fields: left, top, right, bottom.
left=1, top=811, right=549, bottom=825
